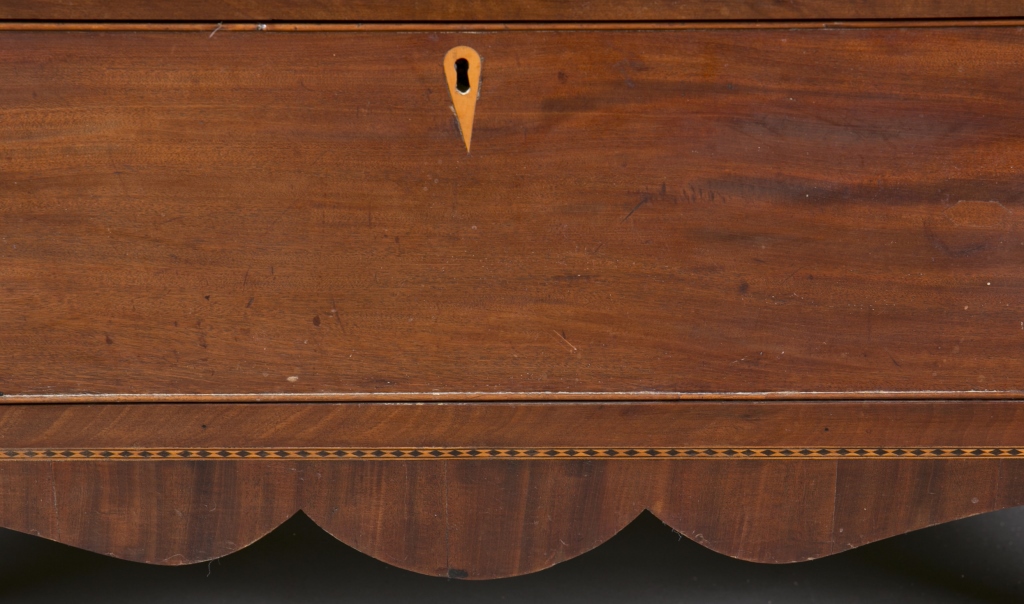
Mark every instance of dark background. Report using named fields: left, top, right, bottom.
left=0, top=505, right=1021, bottom=603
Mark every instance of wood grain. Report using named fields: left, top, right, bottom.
left=3, top=20, right=1024, bottom=578
left=0, top=1, right=1020, bottom=21
left=443, top=460, right=641, bottom=577
left=998, top=460, right=1024, bottom=509
left=4, top=27, right=1024, bottom=400
left=832, top=460, right=1002, bottom=553
left=298, top=461, right=450, bottom=575
left=48, top=460, right=298, bottom=563
left=651, top=460, right=839, bottom=562
left=0, top=401, right=1018, bottom=575
left=1, top=402, right=1023, bottom=450
left=0, top=456, right=1020, bottom=577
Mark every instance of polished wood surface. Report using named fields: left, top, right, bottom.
left=0, top=401, right=1019, bottom=576
left=0, top=1, right=1020, bottom=21
left=3, top=15, right=1024, bottom=579
left=4, top=27, right=1024, bottom=400
left=0, top=402, right=1023, bottom=450
left=2, top=455, right=1020, bottom=577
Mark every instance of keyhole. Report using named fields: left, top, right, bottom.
left=455, top=58, right=471, bottom=94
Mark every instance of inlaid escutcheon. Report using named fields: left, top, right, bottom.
left=443, top=45, right=481, bottom=152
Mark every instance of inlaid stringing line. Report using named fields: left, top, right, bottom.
left=1, top=447, right=1021, bottom=460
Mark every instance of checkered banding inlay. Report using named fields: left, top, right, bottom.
left=1, top=447, right=1022, bottom=460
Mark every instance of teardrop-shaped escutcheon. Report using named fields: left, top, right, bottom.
left=444, top=46, right=482, bottom=153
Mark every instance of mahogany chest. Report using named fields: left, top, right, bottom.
left=2, top=1, right=1024, bottom=578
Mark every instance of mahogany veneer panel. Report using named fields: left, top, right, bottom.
left=0, top=402, right=1019, bottom=577
left=3, top=18, right=1024, bottom=579
left=4, top=27, right=1024, bottom=400
left=0, top=1, right=1020, bottom=21
left=649, top=460, right=838, bottom=562
left=832, top=460, right=1002, bottom=553
left=1, top=455, right=1021, bottom=578
left=1, top=402, right=1024, bottom=450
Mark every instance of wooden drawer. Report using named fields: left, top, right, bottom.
left=5, top=25, right=1024, bottom=399
left=2, top=15, right=1024, bottom=578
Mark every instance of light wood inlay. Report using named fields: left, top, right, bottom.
left=444, top=45, right=481, bottom=152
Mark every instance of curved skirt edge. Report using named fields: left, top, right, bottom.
left=0, top=458, right=1020, bottom=579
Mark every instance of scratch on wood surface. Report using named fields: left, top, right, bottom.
left=49, top=461, right=61, bottom=540
left=443, top=460, right=450, bottom=577
left=828, top=459, right=840, bottom=555
left=331, top=298, right=343, bottom=326
left=553, top=330, right=578, bottom=352
left=779, top=267, right=803, bottom=287
left=621, top=193, right=652, bottom=223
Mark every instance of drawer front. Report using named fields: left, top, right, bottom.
left=2, top=26, right=1024, bottom=400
